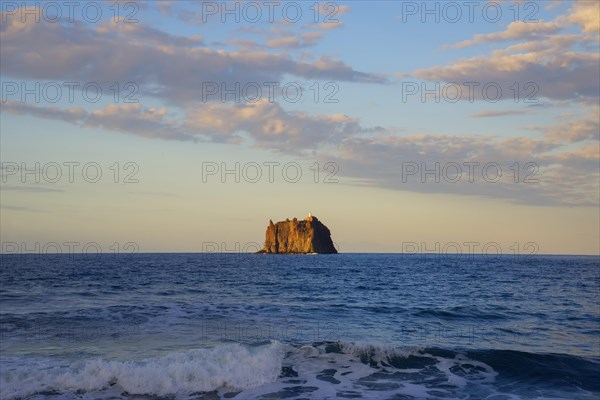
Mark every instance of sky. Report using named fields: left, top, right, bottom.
left=1, top=0, right=599, bottom=255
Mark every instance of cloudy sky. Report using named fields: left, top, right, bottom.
left=1, top=0, right=599, bottom=254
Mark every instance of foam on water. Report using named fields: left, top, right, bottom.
left=1, top=341, right=599, bottom=399
left=228, top=342, right=598, bottom=400
left=0, top=341, right=284, bottom=399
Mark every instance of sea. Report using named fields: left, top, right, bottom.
left=0, top=253, right=598, bottom=399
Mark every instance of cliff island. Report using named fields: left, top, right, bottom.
left=257, top=214, right=337, bottom=254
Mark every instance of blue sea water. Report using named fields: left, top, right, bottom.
left=0, top=253, right=598, bottom=399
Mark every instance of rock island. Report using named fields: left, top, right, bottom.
left=257, top=213, right=337, bottom=254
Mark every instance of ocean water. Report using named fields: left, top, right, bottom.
left=0, top=253, right=598, bottom=400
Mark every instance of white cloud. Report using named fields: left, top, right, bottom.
left=0, top=9, right=385, bottom=108
left=410, top=0, right=599, bottom=102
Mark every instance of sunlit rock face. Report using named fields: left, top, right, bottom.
left=258, top=215, right=337, bottom=254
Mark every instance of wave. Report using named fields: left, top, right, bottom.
left=0, top=341, right=284, bottom=399
left=1, top=341, right=598, bottom=399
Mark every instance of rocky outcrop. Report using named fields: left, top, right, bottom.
left=257, top=215, right=337, bottom=254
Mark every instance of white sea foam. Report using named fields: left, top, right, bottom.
left=0, top=341, right=284, bottom=399
left=234, top=342, right=501, bottom=400
left=2, top=341, right=593, bottom=400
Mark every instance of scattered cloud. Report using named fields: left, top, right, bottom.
left=448, top=21, right=562, bottom=49
left=324, top=111, right=599, bottom=206
left=471, top=110, right=532, bottom=118
left=412, top=1, right=600, bottom=102
left=2, top=101, right=194, bottom=142
left=1, top=2, right=598, bottom=207
left=568, top=0, right=600, bottom=32
left=0, top=9, right=385, bottom=108
left=527, top=107, right=599, bottom=144
left=267, top=32, right=324, bottom=49
left=2, top=100, right=365, bottom=152
left=0, top=185, right=64, bottom=193
left=184, top=99, right=363, bottom=151
left=545, top=1, right=564, bottom=11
